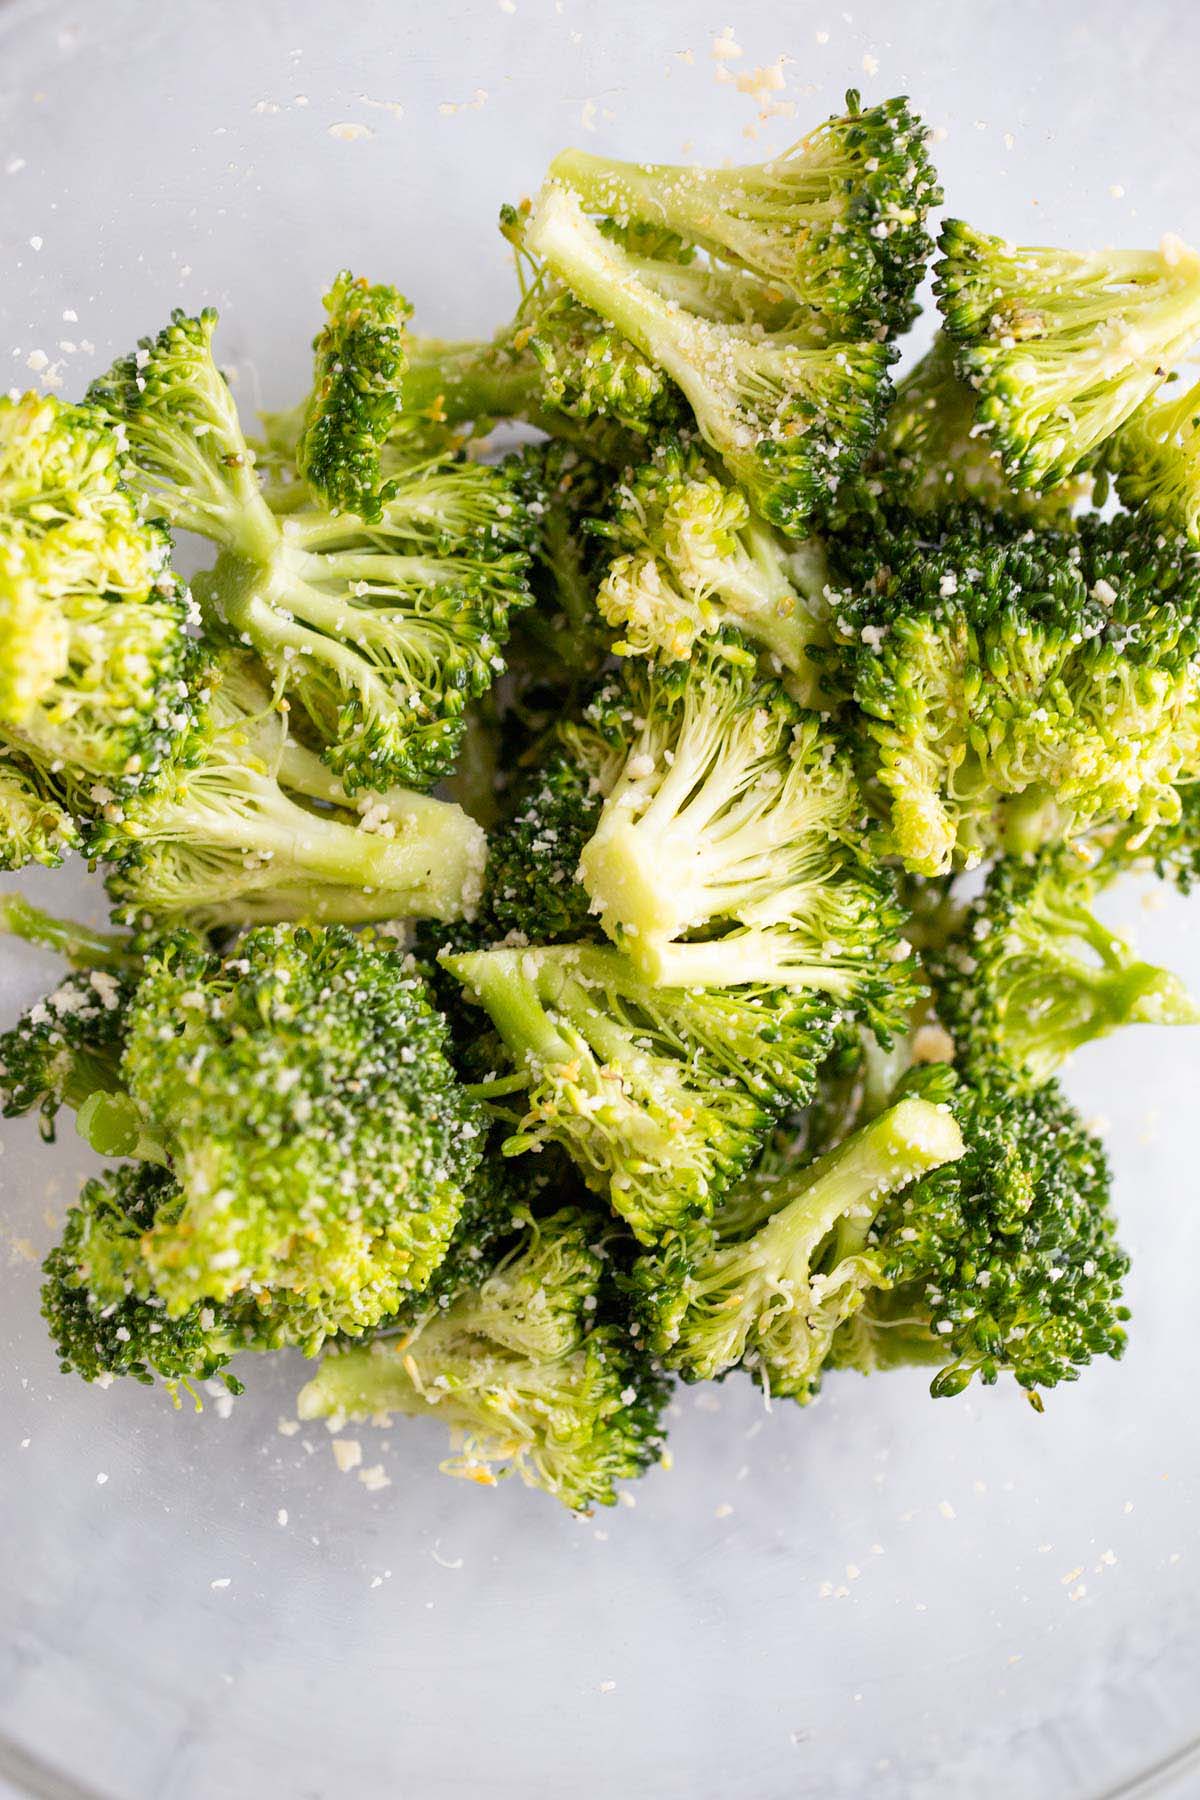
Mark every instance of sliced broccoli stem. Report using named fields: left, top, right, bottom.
left=636, top=934, right=859, bottom=995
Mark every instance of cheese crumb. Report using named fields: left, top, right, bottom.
left=332, top=1437, right=363, bottom=1473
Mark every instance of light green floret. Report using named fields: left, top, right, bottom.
left=594, top=438, right=830, bottom=698
left=526, top=183, right=895, bottom=534
left=630, top=1096, right=963, bottom=1396
left=442, top=941, right=836, bottom=1244
left=551, top=91, right=942, bottom=335
left=576, top=646, right=915, bottom=1035
left=1110, top=370, right=1200, bottom=543
left=935, top=221, right=1200, bottom=490
left=102, top=650, right=487, bottom=930
left=297, top=1208, right=670, bottom=1512
left=0, top=747, right=78, bottom=869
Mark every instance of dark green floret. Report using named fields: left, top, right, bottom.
left=297, top=271, right=413, bottom=521
left=297, top=1206, right=669, bottom=1511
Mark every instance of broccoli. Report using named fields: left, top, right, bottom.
left=442, top=941, right=836, bottom=1242
left=0, top=961, right=144, bottom=1148
left=575, top=645, right=915, bottom=1032
left=551, top=91, right=941, bottom=336
left=594, top=438, right=830, bottom=696
left=629, top=1094, right=963, bottom=1396
left=0, top=746, right=78, bottom=869
left=297, top=1207, right=668, bottom=1511
left=871, top=335, right=1091, bottom=522
left=827, top=507, right=1200, bottom=875
left=100, top=650, right=488, bottom=929
left=41, top=1162, right=252, bottom=1397
left=296, top=271, right=413, bottom=521
left=525, top=182, right=896, bottom=534
left=935, top=222, right=1200, bottom=490
left=0, top=391, right=201, bottom=809
left=928, top=850, right=1199, bottom=1084
left=507, top=439, right=613, bottom=684
left=1109, top=370, right=1200, bottom=544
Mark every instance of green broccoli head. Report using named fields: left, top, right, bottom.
left=0, top=746, right=78, bottom=869
left=551, top=91, right=942, bottom=336
left=0, top=391, right=202, bottom=806
left=594, top=436, right=830, bottom=692
left=928, top=849, right=1199, bottom=1085
left=1110, top=369, right=1200, bottom=544
left=828, top=506, right=1200, bottom=874
left=297, top=271, right=413, bottom=522
left=0, top=962, right=143, bottom=1146
left=526, top=183, right=895, bottom=535
left=201, top=448, right=536, bottom=792
left=88, top=308, right=281, bottom=562
left=117, top=925, right=485, bottom=1339
left=102, top=649, right=488, bottom=930
left=41, top=1162, right=249, bottom=1396
left=843, top=1063, right=1130, bottom=1402
left=297, top=1207, right=669, bottom=1511
left=576, top=644, right=917, bottom=1036
left=442, top=941, right=836, bottom=1243
left=935, top=222, right=1200, bottom=490
left=629, top=1094, right=964, bottom=1396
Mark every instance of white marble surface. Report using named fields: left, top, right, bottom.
left=2, top=2, right=1200, bottom=1797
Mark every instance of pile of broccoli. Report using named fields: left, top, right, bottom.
left=4, top=89, right=1199, bottom=1512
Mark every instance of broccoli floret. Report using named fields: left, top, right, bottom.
left=197, top=447, right=536, bottom=792
left=828, top=507, right=1200, bottom=874
left=0, top=962, right=141, bottom=1144
left=1109, top=370, right=1200, bottom=544
left=525, top=183, right=895, bottom=534
left=594, top=438, right=830, bottom=696
left=296, top=271, right=413, bottom=521
left=101, top=650, right=488, bottom=929
left=0, top=745, right=78, bottom=869
left=833, top=1063, right=1130, bottom=1402
left=935, top=222, right=1200, bottom=490
left=629, top=1094, right=963, bottom=1396
left=507, top=439, right=613, bottom=683
left=442, top=941, right=836, bottom=1242
left=41, top=1162, right=250, bottom=1396
left=114, top=924, right=485, bottom=1341
left=552, top=91, right=941, bottom=336
left=872, top=335, right=1091, bottom=522
left=0, top=392, right=201, bottom=807
left=88, top=309, right=281, bottom=562
left=297, top=1207, right=668, bottom=1511
left=576, top=646, right=916, bottom=1033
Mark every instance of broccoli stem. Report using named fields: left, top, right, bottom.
left=401, top=338, right=540, bottom=424
left=0, top=895, right=130, bottom=969
left=445, top=947, right=577, bottom=1066
left=636, top=934, right=858, bottom=995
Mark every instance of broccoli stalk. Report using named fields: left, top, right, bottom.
left=443, top=941, right=835, bottom=1243
left=551, top=91, right=942, bottom=335
left=297, top=1208, right=669, bottom=1511
left=928, top=851, right=1199, bottom=1084
left=525, top=183, right=895, bottom=534
left=631, top=1095, right=964, bottom=1395
left=935, top=222, right=1200, bottom=489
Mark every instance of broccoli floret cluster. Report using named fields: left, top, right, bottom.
left=6, top=91, right=1198, bottom=1511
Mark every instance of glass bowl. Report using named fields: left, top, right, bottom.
left=2, top=2, right=1199, bottom=1794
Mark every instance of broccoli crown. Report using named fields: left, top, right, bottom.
left=576, top=643, right=917, bottom=1034
left=871, top=335, right=1091, bottom=523
left=526, top=183, right=896, bottom=535
left=0, top=391, right=201, bottom=803
left=202, top=448, right=536, bottom=792
left=928, top=850, right=1199, bottom=1084
left=102, top=649, right=488, bottom=930
left=443, top=941, right=837, bottom=1243
left=852, top=1063, right=1130, bottom=1400
left=629, top=1094, right=964, bottom=1397
left=935, top=222, right=1200, bottom=490
left=117, top=924, right=484, bottom=1338
left=594, top=436, right=830, bottom=688
left=297, top=1207, right=669, bottom=1511
left=1110, top=370, right=1200, bottom=545
left=297, top=271, right=413, bottom=522
left=552, top=91, right=941, bottom=336
left=828, top=506, right=1200, bottom=874
left=0, top=964, right=136, bottom=1139
left=41, top=1162, right=249, bottom=1395
left=0, top=746, right=78, bottom=870
left=87, top=308, right=281, bottom=563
